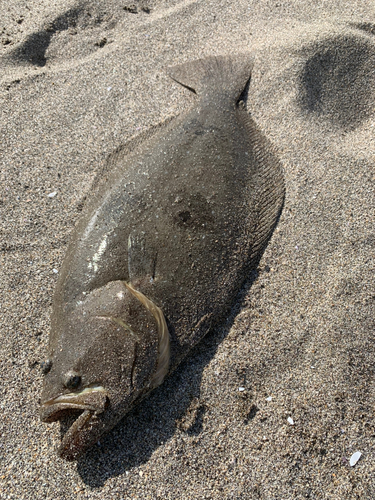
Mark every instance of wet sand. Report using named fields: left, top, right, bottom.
left=1, top=1, right=374, bottom=498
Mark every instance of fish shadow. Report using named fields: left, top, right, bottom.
left=76, top=267, right=261, bottom=487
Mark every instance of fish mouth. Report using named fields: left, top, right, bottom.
left=40, top=386, right=109, bottom=460
left=41, top=385, right=108, bottom=421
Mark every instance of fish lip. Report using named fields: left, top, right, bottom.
left=40, top=386, right=108, bottom=423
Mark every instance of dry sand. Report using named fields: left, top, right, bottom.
left=1, top=0, right=374, bottom=498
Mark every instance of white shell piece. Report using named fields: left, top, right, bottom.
left=350, top=452, right=362, bottom=467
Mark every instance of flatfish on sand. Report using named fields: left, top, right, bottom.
left=40, top=53, right=285, bottom=460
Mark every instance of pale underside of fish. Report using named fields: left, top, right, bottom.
left=40, top=53, right=285, bottom=460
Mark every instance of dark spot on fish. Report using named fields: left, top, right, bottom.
left=172, top=193, right=214, bottom=229
left=41, top=359, right=52, bottom=374
left=178, top=210, right=192, bottom=223
left=63, top=370, right=81, bottom=389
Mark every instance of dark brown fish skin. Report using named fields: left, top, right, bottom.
left=40, top=54, right=285, bottom=460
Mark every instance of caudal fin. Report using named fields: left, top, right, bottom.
left=167, top=53, right=254, bottom=103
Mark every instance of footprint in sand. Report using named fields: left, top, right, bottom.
left=2, top=0, right=154, bottom=69
left=298, top=29, right=375, bottom=131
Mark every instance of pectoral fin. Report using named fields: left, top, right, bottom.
left=127, top=230, right=157, bottom=285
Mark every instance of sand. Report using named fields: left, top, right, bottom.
left=1, top=0, right=374, bottom=498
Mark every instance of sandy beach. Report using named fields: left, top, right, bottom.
left=1, top=0, right=374, bottom=498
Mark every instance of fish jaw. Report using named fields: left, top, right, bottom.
left=58, top=409, right=95, bottom=460
left=40, top=386, right=111, bottom=460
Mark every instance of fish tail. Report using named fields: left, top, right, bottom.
left=168, top=53, right=254, bottom=103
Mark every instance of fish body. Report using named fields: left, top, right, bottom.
left=40, top=54, right=284, bottom=460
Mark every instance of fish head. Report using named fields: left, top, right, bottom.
left=40, top=280, right=169, bottom=460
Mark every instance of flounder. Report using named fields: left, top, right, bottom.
left=40, top=53, right=285, bottom=460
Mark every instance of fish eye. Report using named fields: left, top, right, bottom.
left=63, top=371, right=81, bottom=390
left=41, top=359, right=52, bottom=374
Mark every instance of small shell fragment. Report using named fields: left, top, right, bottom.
left=349, top=452, right=362, bottom=467
left=287, top=417, right=294, bottom=425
